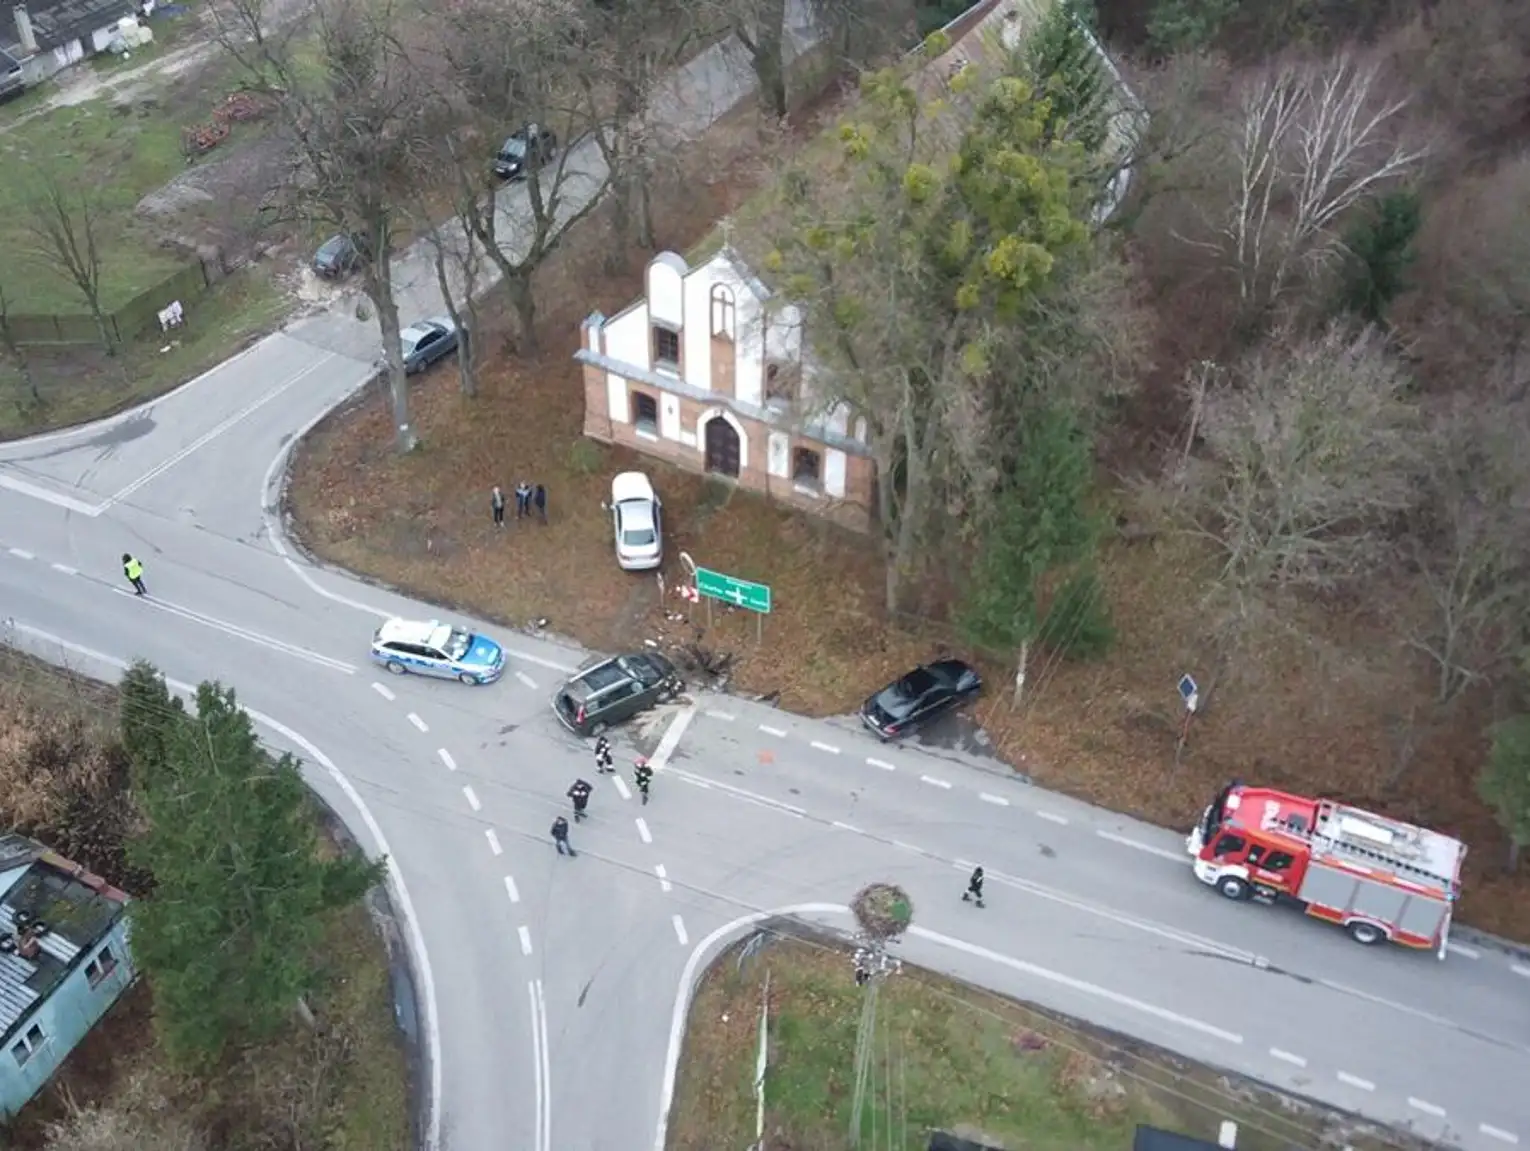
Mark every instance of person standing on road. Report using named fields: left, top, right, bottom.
left=633, top=757, right=653, bottom=805
left=568, top=778, right=593, bottom=822
left=122, top=553, right=147, bottom=596
left=594, top=735, right=614, bottom=774
left=533, top=483, right=548, bottom=524
left=961, top=866, right=985, bottom=908
left=551, top=816, right=575, bottom=856
left=515, top=480, right=533, bottom=520
left=491, top=485, right=506, bottom=527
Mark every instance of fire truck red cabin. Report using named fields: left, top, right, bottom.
left=1186, top=780, right=1467, bottom=957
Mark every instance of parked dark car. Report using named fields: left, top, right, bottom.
left=312, top=233, right=367, bottom=278
left=553, top=652, right=683, bottom=736
left=398, top=317, right=459, bottom=375
left=859, top=659, right=982, bottom=740
left=494, top=124, right=557, bottom=180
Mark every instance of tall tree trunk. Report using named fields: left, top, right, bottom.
left=505, top=272, right=538, bottom=355
left=366, top=266, right=416, bottom=453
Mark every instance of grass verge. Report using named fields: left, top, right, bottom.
left=670, top=930, right=1423, bottom=1151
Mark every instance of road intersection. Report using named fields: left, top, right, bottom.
left=1, top=16, right=1528, bottom=1151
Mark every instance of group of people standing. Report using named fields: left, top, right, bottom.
left=549, top=737, right=654, bottom=856
left=490, top=482, right=547, bottom=527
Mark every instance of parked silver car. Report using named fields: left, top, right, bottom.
left=606, top=471, right=662, bottom=571
left=396, top=317, right=459, bottom=375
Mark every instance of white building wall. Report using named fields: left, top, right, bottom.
left=649, top=262, right=684, bottom=329
left=767, top=431, right=790, bottom=478
left=825, top=450, right=847, bottom=498
left=660, top=393, right=681, bottom=441
left=604, top=306, right=650, bottom=372
left=606, top=373, right=628, bottom=424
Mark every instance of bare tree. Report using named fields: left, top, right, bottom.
left=1192, top=54, right=1427, bottom=314
left=1405, top=376, right=1530, bottom=703
left=0, top=279, right=39, bottom=408
left=413, top=183, right=486, bottom=398
left=215, top=0, right=435, bottom=452
left=24, top=169, right=114, bottom=356
left=1170, top=322, right=1422, bottom=599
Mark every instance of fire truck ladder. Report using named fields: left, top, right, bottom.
left=1273, top=802, right=1451, bottom=890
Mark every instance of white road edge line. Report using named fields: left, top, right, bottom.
left=372, top=682, right=396, bottom=701
left=50, top=563, right=77, bottom=576
left=671, top=914, right=688, bottom=945
left=1480, top=1123, right=1520, bottom=1144
left=485, top=829, right=502, bottom=856
left=0, top=474, right=102, bottom=516
left=1408, top=1097, right=1446, bottom=1118
left=613, top=775, right=632, bottom=801
left=408, top=713, right=429, bottom=733
left=504, top=875, right=520, bottom=903
left=636, top=817, right=653, bottom=844
left=1036, top=811, right=1070, bottom=825
left=116, top=589, right=358, bottom=674
left=832, top=821, right=862, bottom=834
left=759, top=724, right=787, bottom=737
left=515, top=670, right=538, bottom=690
left=528, top=980, right=549, bottom=1151
left=1, top=623, right=445, bottom=1151
left=1269, top=1048, right=1307, bottom=1068
left=518, top=925, right=533, bottom=956
left=649, top=705, right=697, bottom=770
left=1337, top=1071, right=1376, bottom=1091
left=438, top=749, right=457, bottom=771
left=463, top=786, right=481, bottom=812
left=979, top=793, right=1010, bottom=806
left=1446, top=941, right=1481, bottom=959
left=866, top=757, right=895, bottom=771
left=920, top=775, right=952, bottom=789
left=655, top=863, right=672, bottom=893
left=1095, top=830, right=1188, bottom=863
left=810, top=740, right=841, bottom=755
left=8, top=547, right=34, bottom=560
left=1514, top=963, right=1530, bottom=979
left=654, top=904, right=1242, bottom=1151
left=706, top=709, right=736, bottom=721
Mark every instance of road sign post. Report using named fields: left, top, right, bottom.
left=695, top=566, right=772, bottom=642
left=1174, top=673, right=1199, bottom=769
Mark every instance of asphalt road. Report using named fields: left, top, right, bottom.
left=2, top=16, right=1528, bottom=1151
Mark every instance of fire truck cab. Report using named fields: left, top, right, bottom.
left=1186, top=781, right=1466, bottom=956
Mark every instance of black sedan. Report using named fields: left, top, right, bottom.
left=859, top=659, right=982, bottom=740
left=312, top=233, right=366, bottom=278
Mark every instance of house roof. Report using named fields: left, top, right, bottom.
left=5, top=0, right=137, bottom=57
left=0, top=834, right=129, bottom=1046
left=0, top=44, right=21, bottom=71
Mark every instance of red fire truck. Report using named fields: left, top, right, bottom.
left=1186, top=781, right=1466, bottom=957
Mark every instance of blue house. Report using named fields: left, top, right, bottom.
left=0, top=833, right=134, bottom=1121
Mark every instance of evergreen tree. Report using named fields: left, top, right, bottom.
left=127, top=680, right=383, bottom=1066
left=1481, top=713, right=1530, bottom=871
left=1026, top=0, right=1111, bottom=158
left=118, top=659, right=183, bottom=773
left=1338, top=190, right=1421, bottom=324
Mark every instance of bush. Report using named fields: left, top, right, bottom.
left=565, top=438, right=602, bottom=476
left=1038, top=568, right=1115, bottom=659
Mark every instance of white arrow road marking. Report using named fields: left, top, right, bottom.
left=518, top=925, right=533, bottom=955
left=1269, top=1048, right=1306, bottom=1067
left=462, top=786, right=481, bottom=811
left=920, top=775, right=952, bottom=789
left=613, top=775, right=632, bottom=801
left=50, top=563, right=77, bottom=576
left=1036, top=810, right=1069, bottom=825
left=1481, top=1124, right=1520, bottom=1144
left=1337, top=1071, right=1375, bottom=1091
left=866, top=757, right=896, bottom=771
left=408, top=713, right=428, bottom=732
left=515, top=670, right=538, bottom=690
left=117, top=590, right=358, bottom=673
left=504, top=875, right=520, bottom=903
left=979, top=793, right=1010, bottom=806
left=810, top=740, right=841, bottom=754
left=485, top=830, right=502, bottom=856
left=372, top=682, right=396, bottom=701
left=759, top=724, right=786, bottom=737
left=654, top=864, right=672, bottom=893
left=7, top=547, right=34, bottom=560
left=671, top=915, right=688, bottom=945
left=1408, top=1098, right=1446, bottom=1118
left=1095, top=830, right=1189, bottom=863
left=636, top=818, right=653, bottom=844
left=438, top=749, right=457, bottom=771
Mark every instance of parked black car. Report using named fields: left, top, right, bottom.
left=494, top=124, right=558, bottom=180
left=859, top=659, right=982, bottom=740
left=312, top=233, right=367, bottom=278
left=553, top=652, right=683, bottom=736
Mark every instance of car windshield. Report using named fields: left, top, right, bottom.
left=622, top=527, right=657, bottom=547
left=444, top=629, right=473, bottom=661
left=500, top=136, right=527, bottom=159
left=618, top=655, right=662, bottom=685
left=317, top=237, right=347, bottom=262
left=400, top=329, right=423, bottom=355
left=875, top=669, right=937, bottom=716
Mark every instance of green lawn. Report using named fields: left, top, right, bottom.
left=668, top=933, right=1423, bottom=1151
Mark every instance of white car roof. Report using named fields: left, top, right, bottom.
left=611, top=471, right=655, bottom=504
left=376, top=618, right=452, bottom=648
left=619, top=501, right=655, bottom=533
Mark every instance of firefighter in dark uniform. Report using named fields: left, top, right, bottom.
left=594, top=735, right=614, bottom=774
left=633, top=757, right=654, bottom=805
left=551, top=816, right=575, bottom=856
left=961, top=866, right=985, bottom=908
left=568, top=778, right=593, bottom=822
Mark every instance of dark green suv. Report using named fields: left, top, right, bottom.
left=553, top=652, right=683, bottom=737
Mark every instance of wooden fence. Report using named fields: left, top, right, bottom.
left=8, top=254, right=229, bottom=350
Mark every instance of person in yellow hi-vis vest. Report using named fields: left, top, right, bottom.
left=122, top=553, right=147, bottom=596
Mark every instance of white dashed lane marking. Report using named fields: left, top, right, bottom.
left=1036, top=811, right=1070, bottom=825
left=1481, top=1123, right=1521, bottom=1144
left=954, top=859, right=977, bottom=871
left=654, top=864, right=672, bottom=893
left=1446, top=941, right=1481, bottom=959
left=518, top=926, right=533, bottom=956
left=1513, top=964, right=1530, bottom=979
left=438, top=749, right=457, bottom=771
left=1337, top=1072, right=1375, bottom=1091
left=1095, top=830, right=1187, bottom=862
left=1269, top=1048, right=1306, bottom=1068
left=759, top=724, right=787, bottom=737
left=979, top=793, right=1010, bottom=806
left=7, top=548, right=34, bottom=560
left=706, top=709, right=736, bottom=721
left=636, top=818, right=653, bottom=844
left=613, top=775, right=632, bottom=801
left=515, top=670, right=538, bottom=690
left=671, top=915, right=689, bottom=945
left=504, top=875, right=520, bottom=903
left=408, top=713, right=428, bottom=732
left=810, top=740, right=841, bottom=755
left=485, top=829, right=502, bottom=856
left=866, top=757, right=895, bottom=771
left=463, top=786, right=481, bottom=812
left=920, top=775, right=952, bottom=789
left=1408, top=1098, right=1446, bottom=1118
left=50, top=563, right=76, bottom=576
left=832, top=821, right=862, bottom=833
left=372, top=682, right=396, bottom=701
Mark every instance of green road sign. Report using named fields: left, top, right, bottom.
left=695, top=566, right=771, bottom=614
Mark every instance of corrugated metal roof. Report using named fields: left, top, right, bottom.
left=0, top=906, right=46, bottom=1037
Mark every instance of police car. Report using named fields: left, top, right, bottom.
left=370, top=618, right=506, bottom=685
